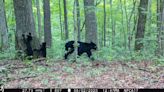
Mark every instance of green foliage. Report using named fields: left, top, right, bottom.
left=47, top=32, right=65, bottom=59
left=154, top=57, right=164, bottom=66
left=0, top=45, right=15, bottom=60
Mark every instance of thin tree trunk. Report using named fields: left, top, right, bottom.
left=36, top=0, right=41, bottom=39
left=63, top=0, right=69, bottom=40
left=73, top=0, right=77, bottom=61
left=120, top=0, right=126, bottom=49
left=147, top=0, right=152, bottom=31
left=161, top=2, right=164, bottom=56
left=59, top=0, right=63, bottom=40
left=110, top=0, right=115, bottom=48
left=43, top=0, right=52, bottom=47
left=159, top=0, right=164, bottom=56
left=0, top=0, right=8, bottom=51
left=99, top=20, right=103, bottom=47
left=76, top=0, right=81, bottom=41
left=127, top=0, right=136, bottom=50
left=103, top=0, right=106, bottom=46
left=124, top=0, right=128, bottom=49
left=107, top=14, right=110, bottom=47
left=156, top=0, right=161, bottom=56
left=145, top=0, right=152, bottom=49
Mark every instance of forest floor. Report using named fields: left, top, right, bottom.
left=0, top=59, right=164, bottom=88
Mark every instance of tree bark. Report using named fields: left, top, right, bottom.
left=156, top=0, right=160, bottom=56
left=63, top=0, right=69, bottom=40
left=36, top=0, right=41, bottom=39
left=103, top=0, right=106, bottom=46
left=13, top=0, right=39, bottom=52
left=73, top=0, right=78, bottom=61
left=84, top=0, right=98, bottom=44
left=110, top=0, right=115, bottom=48
left=120, top=0, right=126, bottom=49
left=76, top=0, right=81, bottom=41
left=134, top=0, right=148, bottom=51
left=43, top=0, right=52, bottom=47
left=0, top=0, right=8, bottom=51
left=161, top=0, right=164, bottom=56
left=59, top=0, right=63, bottom=40
left=127, top=0, right=136, bottom=51
left=157, top=0, right=164, bottom=56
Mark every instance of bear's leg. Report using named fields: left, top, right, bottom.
left=86, top=51, right=92, bottom=58
left=64, top=49, right=74, bottom=59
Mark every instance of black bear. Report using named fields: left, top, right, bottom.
left=33, top=42, right=46, bottom=58
left=40, top=42, right=46, bottom=57
left=64, top=40, right=97, bottom=59
left=22, top=33, right=33, bottom=56
left=22, top=33, right=46, bottom=58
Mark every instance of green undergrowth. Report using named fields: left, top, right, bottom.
left=0, top=40, right=164, bottom=67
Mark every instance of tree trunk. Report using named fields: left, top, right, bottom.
left=120, top=0, right=126, bottom=49
left=156, top=0, right=161, bottom=56
left=110, top=0, right=115, bottom=48
left=134, top=0, right=148, bottom=51
left=84, top=0, right=98, bottom=44
left=73, top=0, right=78, bottom=61
left=13, top=0, right=39, bottom=52
left=103, top=0, right=106, bottom=46
left=36, top=0, right=41, bottom=39
left=63, top=0, right=69, bottom=40
left=59, top=0, right=63, bottom=40
left=43, top=0, right=52, bottom=48
left=76, top=0, right=81, bottom=41
left=0, top=0, right=8, bottom=51
left=124, top=0, right=128, bottom=49
left=127, top=0, right=136, bottom=51
left=157, top=0, right=164, bottom=56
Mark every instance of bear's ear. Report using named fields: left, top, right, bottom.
left=90, top=41, right=94, bottom=44
left=22, top=34, right=25, bottom=37
left=29, top=32, right=31, bottom=36
left=43, top=42, right=46, bottom=46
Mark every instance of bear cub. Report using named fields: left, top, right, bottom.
left=33, top=42, right=46, bottom=58
left=22, top=33, right=33, bottom=56
left=22, top=33, right=46, bottom=58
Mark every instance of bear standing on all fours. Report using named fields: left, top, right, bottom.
left=64, top=40, right=97, bottom=59
left=22, top=33, right=33, bottom=56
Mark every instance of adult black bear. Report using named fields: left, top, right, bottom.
left=33, top=42, right=46, bottom=58
left=22, top=33, right=33, bottom=56
left=64, top=40, right=97, bottom=59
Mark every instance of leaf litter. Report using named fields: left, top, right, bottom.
left=0, top=60, right=163, bottom=88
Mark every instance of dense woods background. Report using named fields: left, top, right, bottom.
left=0, top=0, right=164, bottom=88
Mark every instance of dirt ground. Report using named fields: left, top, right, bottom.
left=0, top=59, right=164, bottom=88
